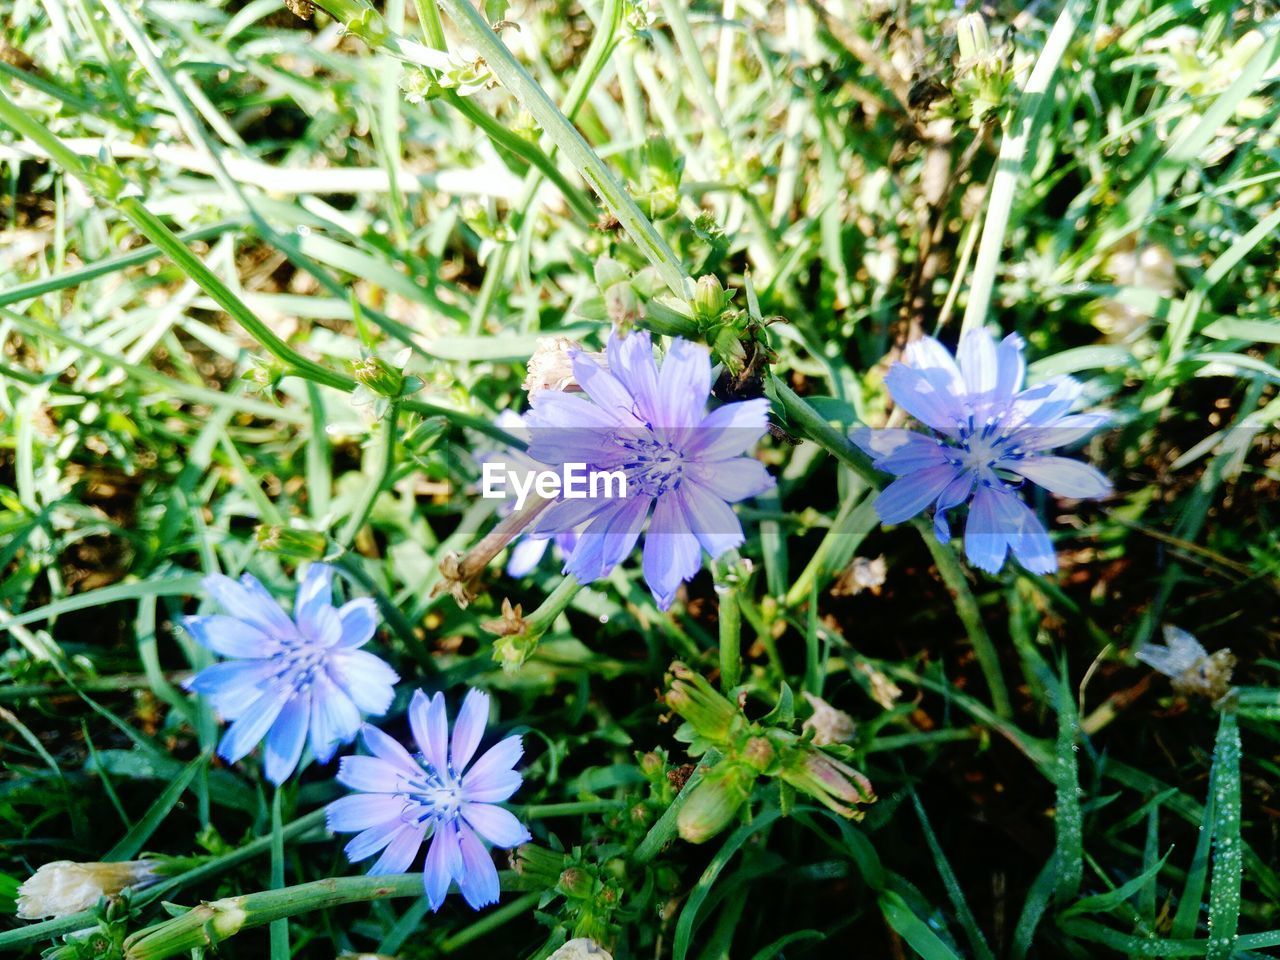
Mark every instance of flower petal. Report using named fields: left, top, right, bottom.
left=903, top=336, right=964, bottom=396
left=994, top=333, right=1026, bottom=399
left=653, top=338, right=711, bottom=434
left=329, top=649, right=398, bottom=716
left=309, top=675, right=361, bottom=764
left=217, top=687, right=287, bottom=765
left=999, top=493, right=1056, bottom=574
left=455, top=824, right=501, bottom=910
left=687, top=398, right=771, bottom=460
left=262, top=692, right=310, bottom=785
left=679, top=481, right=744, bottom=560
left=204, top=573, right=297, bottom=639
left=852, top=428, right=950, bottom=475
left=1009, top=456, right=1111, bottom=499
left=957, top=328, right=999, bottom=395
left=186, top=660, right=277, bottom=720
left=963, top=484, right=1010, bottom=574
left=1017, top=413, right=1109, bottom=452
left=884, top=363, right=965, bottom=436
left=368, top=823, right=425, bottom=875
left=505, top=537, right=549, bottom=578
left=182, top=615, right=274, bottom=658
left=684, top=458, right=774, bottom=502
left=451, top=688, right=490, bottom=774
left=410, top=690, right=449, bottom=775
left=345, top=818, right=406, bottom=863
left=564, top=495, right=650, bottom=584
left=462, top=736, right=524, bottom=803
left=526, top=392, right=628, bottom=466
left=336, top=598, right=379, bottom=649
left=327, top=793, right=408, bottom=833
left=360, top=724, right=421, bottom=778
left=463, top=803, right=531, bottom=848
left=294, top=563, right=335, bottom=641
left=532, top=496, right=609, bottom=539
left=574, top=354, right=645, bottom=427
left=606, top=328, right=661, bottom=425
left=873, top=464, right=959, bottom=525
left=338, top=754, right=406, bottom=793
left=423, top=819, right=461, bottom=911
left=642, top=493, right=703, bottom=610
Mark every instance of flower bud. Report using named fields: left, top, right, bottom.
left=17, top=860, right=157, bottom=919
left=637, top=751, right=665, bottom=777
left=956, top=13, right=991, bottom=64
left=255, top=524, right=327, bottom=561
left=558, top=866, right=595, bottom=899
left=510, top=843, right=566, bottom=882
left=677, top=763, right=754, bottom=844
left=741, top=736, right=776, bottom=773
left=780, top=749, right=875, bottom=819
left=692, top=275, right=727, bottom=319
left=594, top=256, right=630, bottom=290
left=352, top=356, right=406, bottom=399
left=665, top=663, right=739, bottom=743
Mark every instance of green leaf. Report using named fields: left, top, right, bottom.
left=105, top=753, right=207, bottom=861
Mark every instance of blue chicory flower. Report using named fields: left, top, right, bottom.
left=522, top=328, right=775, bottom=609
left=851, top=329, right=1111, bottom=574
left=327, top=688, right=531, bottom=911
left=182, top=564, right=398, bottom=784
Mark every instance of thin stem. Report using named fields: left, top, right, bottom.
left=337, top=406, right=399, bottom=547
left=523, top=574, right=583, bottom=638
left=717, top=581, right=742, bottom=691
left=632, top=749, right=721, bottom=864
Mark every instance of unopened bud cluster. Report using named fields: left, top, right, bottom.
left=664, top=663, right=874, bottom=844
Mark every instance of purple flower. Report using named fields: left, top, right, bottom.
left=182, top=564, right=398, bottom=784
left=327, top=689, right=531, bottom=911
left=852, top=329, right=1111, bottom=574
left=523, top=328, right=775, bottom=609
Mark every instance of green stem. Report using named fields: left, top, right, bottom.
left=336, top=405, right=399, bottom=547
left=440, top=891, right=541, bottom=953
left=717, top=581, right=742, bottom=692
left=268, top=790, right=288, bottom=960
left=524, top=574, right=583, bottom=638
left=436, top=0, right=690, bottom=298
left=519, top=799, right=626, bottom=818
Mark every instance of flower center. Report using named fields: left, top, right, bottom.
left=402, top=760, right=464, bottom=825
left=948, top=412, right=1024, bottom=474
left=616, top=433, right=686, bottom=497
left=275, top=637, right=330, bottom=692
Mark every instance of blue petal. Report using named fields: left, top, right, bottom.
left=532, top=496, right=610, bottom=539
left=1009, top=377, right=1082, bottom=428
left=423, top=819, right=461, bottom=911
left=451, top=689, right=490, bottom=773
left=679, top=481, right=744, bottom=560
left=182, top=615, right=274, bottom=658
left=1017, top=413, right=1109, bottom=452
left=456, top=824, right=500, bottom=910
left=329, top=649, right=397, bottom=716
left=336, top=598, right=378, bottom=649
left=687, top=398, right=771, bottom=461
left=360, top=723, right=421, bottom=778
left=505, top=537, right=549, bottom=577
left=996, top=493, right=1056, bottom=574
left=217, top=688, right=287, bottom=765
left=410, top=690, right=449, bottom=774
left=262, top=693, right=310, bottom=785
left=327, top=793, right=407, bottom=833
left=1010, top=456, right=1111, bottom=499
left=463, top=803, right=532, bottom=849
left=462, top=736, right=523, bottom=803
left=884, top=364, right=966, bottom=436
left=368, top=824, right=425, bottom=875
left=564, top=495, right=650, bottom=584
left=994, top=333, right=1026, bottom=399
left=902, top=336, right=964, bottom=396
left=873, top=464, right=959, bottom=525
left=653, top=338, right=711, bottom=435
left=203, top=573, right=297, bottom=639
left=606, top=328, right=661, bottom=424
left=345, top=818, right=406, bottom=863
left=641, top=493, right=702, bottom=609
left=574, top=353, right=646, bottom=427
left=526, top=392, right=628, bottom=466
left=963, top=484, right=1010, bottom=574
left=852, top=428, right=950, bottom=475
left=186, top=659, right=276, bottom=720
left=957, top=328, right=998, bottom=395
left=294, top=563, right=335, bottom=641
left=685, top=458, right=774, bottom=502
left=338, top=754, right=405, bottom=793
left=308, top=675, right=360, bottom=764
